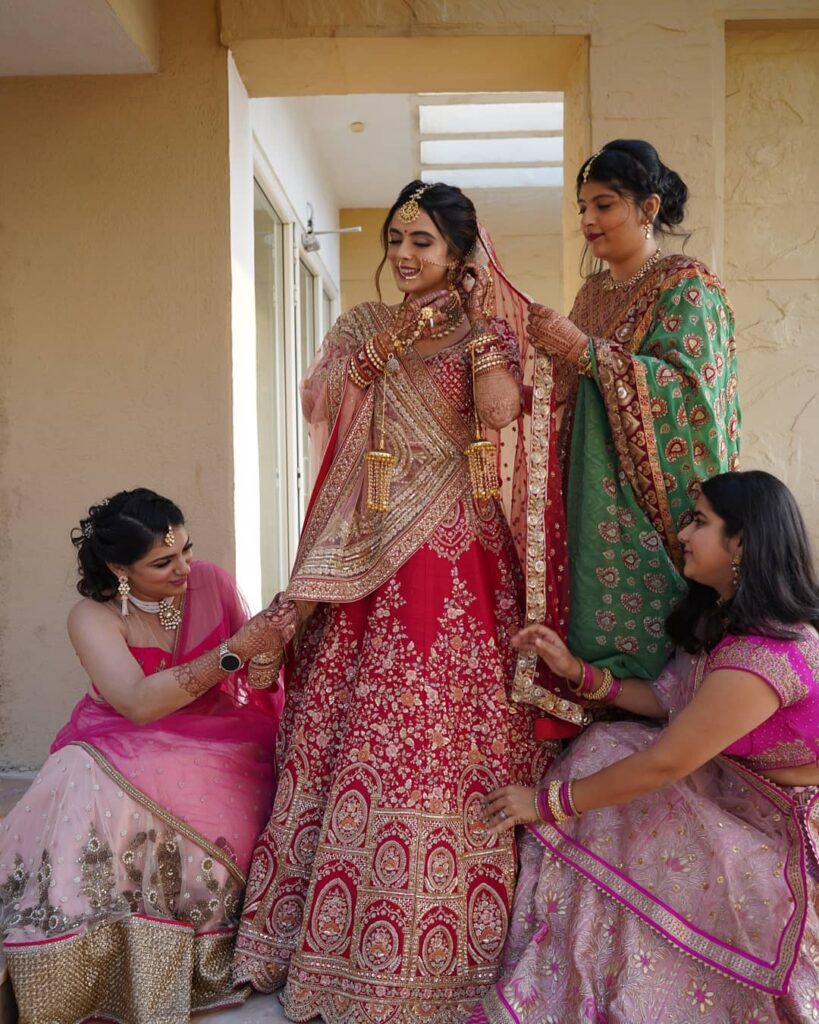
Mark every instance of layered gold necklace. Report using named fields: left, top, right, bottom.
left=603, top=248, right=663, bottom=292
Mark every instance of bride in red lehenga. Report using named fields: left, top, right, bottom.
left=233, top=181, right=570, bottom=1023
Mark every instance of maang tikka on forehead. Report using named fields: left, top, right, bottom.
left=397, top=184, right=432, bottom=224
left=164, top=525, right=176, bottom=547
left=581, top=148, right=605, bottom=185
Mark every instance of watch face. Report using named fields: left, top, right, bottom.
left=220, top=652, right=242, bottom=672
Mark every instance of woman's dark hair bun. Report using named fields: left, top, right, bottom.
left=71, top=488, right=184, bottom=602
left=576, top=139, right=689, bottom=232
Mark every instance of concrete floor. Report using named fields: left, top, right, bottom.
left=200, top=993, right=291, bottom=1022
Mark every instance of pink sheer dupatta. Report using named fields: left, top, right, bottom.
left=51, top=561, right=282, bottom=879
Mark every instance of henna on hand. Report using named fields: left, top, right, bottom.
left=172, top=648, right=223, bottom=700
left=527, top=305, right=588, bottom=364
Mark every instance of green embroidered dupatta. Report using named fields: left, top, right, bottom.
left=565, top=255, right=740, bottom=679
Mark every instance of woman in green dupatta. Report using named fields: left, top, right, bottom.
left=527, top=140, right=740, bottom=681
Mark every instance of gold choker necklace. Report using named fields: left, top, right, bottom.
left=603, top=248, right=662, bottom=292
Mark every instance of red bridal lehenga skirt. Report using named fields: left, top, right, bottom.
left=234, top=498, right=552, bottom=1023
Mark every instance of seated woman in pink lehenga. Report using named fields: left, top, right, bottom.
left=472, top=470, right=819, bottom=1023
left=0, top=488, right=297, bottom=1024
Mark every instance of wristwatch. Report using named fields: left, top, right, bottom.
left=218, top=640, right=243, bottom=673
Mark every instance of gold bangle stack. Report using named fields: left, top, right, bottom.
left=546, top=780, right=569, bottom=824
left=474, top=353, right=507, bottom=376
left=467, top=332, right=498, bottom=351
left=586, top=667, right=615, bottom=702
left=348, top=358, right=369, bottom=389
left=365, top=336, right=387, bottom=373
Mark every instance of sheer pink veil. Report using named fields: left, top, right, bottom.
left=51, top=561, right=282, bottom=874
left=478, top=228, right=582, bottom=735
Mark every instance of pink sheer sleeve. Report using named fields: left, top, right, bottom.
left=300, top=305, right=378, bottom=483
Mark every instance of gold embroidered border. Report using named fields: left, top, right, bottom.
left=595, top=346, right=680, bottom=565
left=6, top=916, right=246, bottom=1021
left=74, top=742, right=245, bottom=885
left=287, top=313, right=484, bottom=605
left=530, top=761, right=806, bottom=994
left=633, top=358, right=682, bottom=566
left=510, top=351, right=586, bottom=726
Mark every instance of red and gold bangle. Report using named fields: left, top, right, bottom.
left=348, top=357, right=370, bottom=389
left=364, top=335, right=387, bottom=374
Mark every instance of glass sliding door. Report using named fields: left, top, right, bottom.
left=254, top=181, right=290, bottom=603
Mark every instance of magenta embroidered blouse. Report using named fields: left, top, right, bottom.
left=710, top=627, right=819, bottom=771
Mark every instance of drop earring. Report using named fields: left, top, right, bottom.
left=117, top=575, right=131, bottom=616
left=643, top=220, right=653, bottom=240
left=730, top=555, right=742, bottom=590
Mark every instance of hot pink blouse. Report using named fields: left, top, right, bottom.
left=712, top=627, right=819, bottom=770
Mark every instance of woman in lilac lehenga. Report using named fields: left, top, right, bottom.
left=472, top=470, right=819, bottom=1023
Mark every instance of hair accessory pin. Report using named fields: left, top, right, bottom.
left=82, top=522, right=94, bottom=539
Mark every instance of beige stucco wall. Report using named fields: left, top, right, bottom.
left=725, top=26, right=819, bottom=543
left=0, top=0, right=235, bottom=768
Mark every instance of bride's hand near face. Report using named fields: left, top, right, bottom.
left=390, top=289, right=452, bottom=345
left=457, top=263, right=495, bottom=326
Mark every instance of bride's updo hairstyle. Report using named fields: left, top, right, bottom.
left=375, top=180, right=479, bottom=298
left=71, top=488, right=185, bottom=601
left=576, top=139, right=689, bottom=232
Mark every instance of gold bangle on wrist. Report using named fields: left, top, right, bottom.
left=586, top=666, right=615, bottom=702
left=565, top=781, right=582, bottom=817
left=547, top=780, right=569, bottom=824
left=348, top=359, right=369, bottom=389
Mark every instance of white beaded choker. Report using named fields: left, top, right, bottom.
left=127, top=594, right=182, bottom=630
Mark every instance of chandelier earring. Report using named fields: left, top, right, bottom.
left=643, top=220, right=653, bottom=240
left=446, top=263, right=459, bottom=289
left=117, top=575, right=131, bottom=616
left=731, top=555, right=742, bottom=590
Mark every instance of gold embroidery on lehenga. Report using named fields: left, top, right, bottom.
left=235, top=567, right=551, bottom=1018
left=75, top=741, right=246, bottom=885
left=6, top=916, right=247, bottom=1021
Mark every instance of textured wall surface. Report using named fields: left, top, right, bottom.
left=725, top=27, right=819, bottom=543
left=0, top=0, right=235, bottom=767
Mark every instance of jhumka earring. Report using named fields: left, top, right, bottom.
left=164, top=525, right=176, bottom=547
left=397, top=184, right=431, bottom=224
left=643, top=220, right=653, bottom=240
left=464, top=340, right=501, bottom=502
left=731, top=555, right=742, bottom=589
left=117, top=575, right=131, bottom=616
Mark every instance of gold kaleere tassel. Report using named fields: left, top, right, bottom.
left=465, top=438, right=500, bottom=501
left=365, top=357, right=397, bottom=512
left=465, top=340, right=501, bottom=502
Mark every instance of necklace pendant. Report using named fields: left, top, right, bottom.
left=158, top=598, right=182, bottom=631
